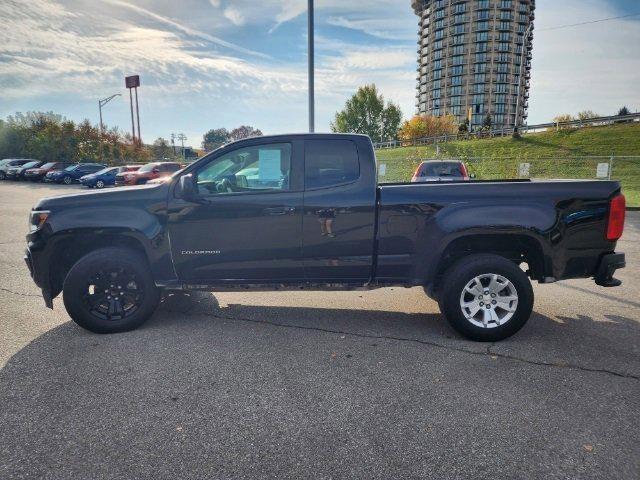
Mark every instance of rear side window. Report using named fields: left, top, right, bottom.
left=305, top=139, right=359, bottom=189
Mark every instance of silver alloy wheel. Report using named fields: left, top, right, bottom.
left=96, top=180, right=104, bottom=188
left=459, top=273, right=518, bottom=329
left=63, top=176, right=72, bottom=184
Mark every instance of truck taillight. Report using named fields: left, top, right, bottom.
left=606, top=194, right=626, bottom=241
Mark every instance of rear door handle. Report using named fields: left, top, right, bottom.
left=264, top=206, right=296, bottom=216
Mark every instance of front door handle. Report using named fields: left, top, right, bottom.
left=264, top=206, right=296, bottom=216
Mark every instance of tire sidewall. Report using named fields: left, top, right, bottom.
left=63, top=248, right=160, bottom=333
left=441, top=255, right=534, bottom=342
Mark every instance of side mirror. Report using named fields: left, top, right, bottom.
left=176, top=173, right=197, bottom=200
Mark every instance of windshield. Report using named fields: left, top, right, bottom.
left=95, top=167, right=116, bottom=175
left=138, top=163, right=158, bottom=173
left=40, top=162, right=57, bottom=169
left=419, top=162, right=464, bottom=177
left=21, top=161, right=40, bottom=169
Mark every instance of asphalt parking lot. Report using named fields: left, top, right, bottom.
left=0, top=181, right=638, bottom=479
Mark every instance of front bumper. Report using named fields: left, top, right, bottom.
left=594, top=253, right=625, bottom=287
left=24, top=242, right=53, bottom=308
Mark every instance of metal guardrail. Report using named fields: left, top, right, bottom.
left=373, top=113, right=640, bottom=149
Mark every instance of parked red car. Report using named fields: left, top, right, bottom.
left=115, top=162, right=182, bottom=186
left=24, top=161, right=74, bottom=182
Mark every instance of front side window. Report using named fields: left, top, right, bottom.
left=195, top=143, right=291, bottom=195
left=305, top=140, right=359, bottom=189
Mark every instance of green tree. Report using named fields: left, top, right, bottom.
left=152, top=137, right=173, bottom=160
left=618, top=106, right=630, bottom=116
left=458, top=118, right=469, bottom=133
left=330, top=84, right=403, bottom=143
left=229, top=125, right=263, bottom=142
left=202, top=128, right=230, bottom=151
left=481, top=113, right=492, bottom=131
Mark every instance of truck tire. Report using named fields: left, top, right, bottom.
left=438, top=254, right=534, bottom=342
left=63, top=247, right=160, bottom=333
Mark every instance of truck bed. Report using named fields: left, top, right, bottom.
left=376, top=179, right=621, bottom=286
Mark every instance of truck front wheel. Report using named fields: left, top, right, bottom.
left=62, top=247, right=161, bottom=333
left=438, top=254, right=534, bottom=342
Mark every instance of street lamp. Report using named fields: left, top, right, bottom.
left=98, top=94, right=121, bottom=161
left=308, top=0, right=314, bottom=133
left=513, top=23, right=533, bottom=138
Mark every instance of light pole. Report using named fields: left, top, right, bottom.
left=513, top=23, right=533, bottom=138
left=98, top=94, right=121, bottom=162
left=308, top=0, right=315, bottom=133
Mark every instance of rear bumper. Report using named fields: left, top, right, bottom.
left=594, top=253, right=625, bottom=287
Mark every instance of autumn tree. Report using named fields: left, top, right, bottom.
left=331, top=84, right=403, bottom=143
left=577, top=110, right=600, bottom=121
left=398, top=114, right=458, bottom=142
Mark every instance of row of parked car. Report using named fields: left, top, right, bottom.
left=0, top=159, right=183, bottom=188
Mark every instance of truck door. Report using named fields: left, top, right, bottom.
left=167, top=140, right=304, bottom=282
left=302, top=137, right=377, bottom=282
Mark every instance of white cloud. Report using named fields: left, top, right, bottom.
left=527, top=0, right=640, bottom=123
left=102, top=0, right=269, bottom=58
left=208, top=0, right=220, bottom=7
left=223, top=7, right=245, bottom=26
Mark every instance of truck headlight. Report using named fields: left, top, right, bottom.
left=29, top=210, right=50, bottom=232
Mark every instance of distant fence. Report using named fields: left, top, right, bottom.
left=376, top=155, right=640, bottom=207
left=373, top=113, right=640, bottom=150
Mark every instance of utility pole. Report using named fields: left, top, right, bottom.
left=171, top=133, right=177, bottom=157
left=308, top=0, right=315, bottom=133
left=177, top=133, right=187, bottom=162
left=513, top=23, right=533, bottom=138
left=98, top=94, right=121, bottom=162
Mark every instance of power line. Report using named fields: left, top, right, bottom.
left=538, top=12, right=640, bottom=32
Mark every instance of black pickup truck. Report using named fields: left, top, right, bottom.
left=25, top=134, right=626, bottom=341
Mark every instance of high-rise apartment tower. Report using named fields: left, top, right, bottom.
left=411, top=0, right=535, bottom=129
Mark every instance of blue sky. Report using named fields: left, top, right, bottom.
left=1, top=0, right=639, bottom=149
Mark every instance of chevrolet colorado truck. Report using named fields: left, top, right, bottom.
left=25, top=134, right=626, bottom=341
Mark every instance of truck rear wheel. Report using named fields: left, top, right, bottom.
left=62, top=247, right=160, bottom=333
left=438, top=254, right=534, bottom=342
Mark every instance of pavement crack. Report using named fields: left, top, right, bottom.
left=0, top=287, right=42, bottom=298
left=172, top=308, right=640, bottom=382
left=486, top=343, right=639, bottom=381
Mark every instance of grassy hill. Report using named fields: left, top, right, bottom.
left=375, top=122, right=640, bottom=205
